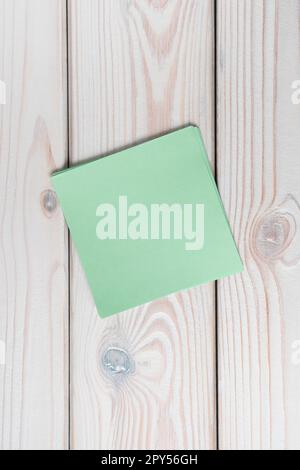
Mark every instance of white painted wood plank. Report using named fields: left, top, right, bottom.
left=69, top=0, right=215, bottom=450
left=0, top=0, right=68, bottom=449
left=217, top=0, right=300, bottom=449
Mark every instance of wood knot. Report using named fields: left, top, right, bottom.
left=254, top=211, right=294, bottom=261
left=41, top=190, right=57, bottom=217
left=101, top=346, right=134, bottom=379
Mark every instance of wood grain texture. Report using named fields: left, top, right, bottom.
left=0, top=0, right=68, bottom=449
left=68, top=0, right=215, bottom=450
left=217, top=0, right=300, bottom=449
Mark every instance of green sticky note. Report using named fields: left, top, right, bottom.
left=52, top=126, right=243, bottom=318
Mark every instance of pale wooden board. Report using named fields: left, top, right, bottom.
left=68, top=0, right=216, bottom=450
left=2, top=0, right=299, bottom=450
left=0, top=0, right=68, bottom=449
left=217, top=0, right=300, bottom=449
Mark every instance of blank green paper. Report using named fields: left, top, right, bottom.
left=52, top=126, right=243, bottom=318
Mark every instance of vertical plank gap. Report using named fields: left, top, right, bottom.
left=214, top=0, right=219, bottom=451
left=66, top=0, right=71, bottom=451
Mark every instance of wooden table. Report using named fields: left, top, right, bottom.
left=0, top=0, right=300, bottom=450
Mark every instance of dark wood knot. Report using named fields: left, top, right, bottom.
left=254, top=211, right=294, bottom=261
left=41, top=190, right=57, bottom=217
left=101, top=346, right=134, bottom=379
